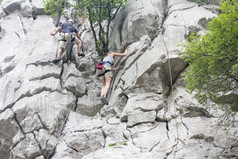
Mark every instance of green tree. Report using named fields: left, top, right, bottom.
left=44, top=0, right=127, bottom=58
left=43, top=0, right=68, bottom=26
left=180, top=0, right=238, bottom=108
left=74, top=0, right=127, bottom=58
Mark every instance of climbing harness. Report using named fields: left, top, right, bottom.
left=59, top=32, right=76, bottom=43
left=98, top=69, right=111, bottom=77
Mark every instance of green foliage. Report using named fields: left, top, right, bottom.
left=212, top=93, right=238, bottom=110
left=108, top=141, right=127, bottom=147
left=43, top=0, right=69, bottom=18
left=180, top=0, right=238, bottom=107
left=231, top=103, right=238, bottom=112
left=73, top=0, right=127, bottom=57
left=109, top=143, right=117, bottom=147
left=165, top=89, right=172, bottom=97
left=44, top=0, right=127, bottom=58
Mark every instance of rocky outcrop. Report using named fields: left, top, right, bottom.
left=0, top=109, right=20, bottom=159
left=1, top=0, right=45, bottom=18
left=109, top=0, right=165, bottom=51
left=0, top=0, right=237, bottom=159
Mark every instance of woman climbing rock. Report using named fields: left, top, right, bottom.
left=98, top=46, right=129, bottom=105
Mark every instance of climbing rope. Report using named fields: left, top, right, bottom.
left=161, top=31, right=180, bottom=159
left=148, top=0, right=182, bottom=158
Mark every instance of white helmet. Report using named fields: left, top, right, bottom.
left=68, top=19, right=74, bottom=24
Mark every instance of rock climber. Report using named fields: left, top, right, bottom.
left=98, top=46, right=129, bottom=105
left=50, top=19, right=85, bottom=64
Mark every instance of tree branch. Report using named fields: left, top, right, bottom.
left=87, top=7, right=98, bottom=53
left=98, top=0, right=106, bottom=54
left=111, top=3, right=122, bottom=21
left=106, top=2, right=112, bottom=53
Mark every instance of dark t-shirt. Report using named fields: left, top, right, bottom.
left=61, top=22, right=78, bottom=33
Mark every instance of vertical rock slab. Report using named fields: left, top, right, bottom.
left=32, top=0, right=46, bottom=15
left=1, top=0, right=23, bottom=14
left=109, top=0, right=165, bottom=51
left=0, top=109, right=20, bottom=159
left=51, top=112, right=105, bottom=158
left=10, top=133, right=41, bottom=159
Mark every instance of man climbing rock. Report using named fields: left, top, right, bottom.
left=50, top=19, right=85, bottom=64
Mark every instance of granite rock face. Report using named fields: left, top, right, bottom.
left=0, top=0, right=237, bottom=159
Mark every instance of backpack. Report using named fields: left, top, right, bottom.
left=97, top=62, right=103, bottom=70
left=96, top=61, right=112, bottom=70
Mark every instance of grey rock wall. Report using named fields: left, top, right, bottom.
left=0, top=0, right=237, bottom=159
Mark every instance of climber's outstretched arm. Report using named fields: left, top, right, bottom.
left=109, top=46, right=129, bottom=58
left=50, top=26, right=62, bottom=36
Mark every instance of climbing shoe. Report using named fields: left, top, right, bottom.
left=78, top=53, right=85, bottom=57
left=100, top=97, right=108, bottom=105
left=52, top=58, right=61, bottom=64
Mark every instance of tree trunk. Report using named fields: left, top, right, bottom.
left=87, top=7, right=100, bottom=55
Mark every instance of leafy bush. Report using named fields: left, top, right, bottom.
left=180, top=0, right=238, bottom=108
